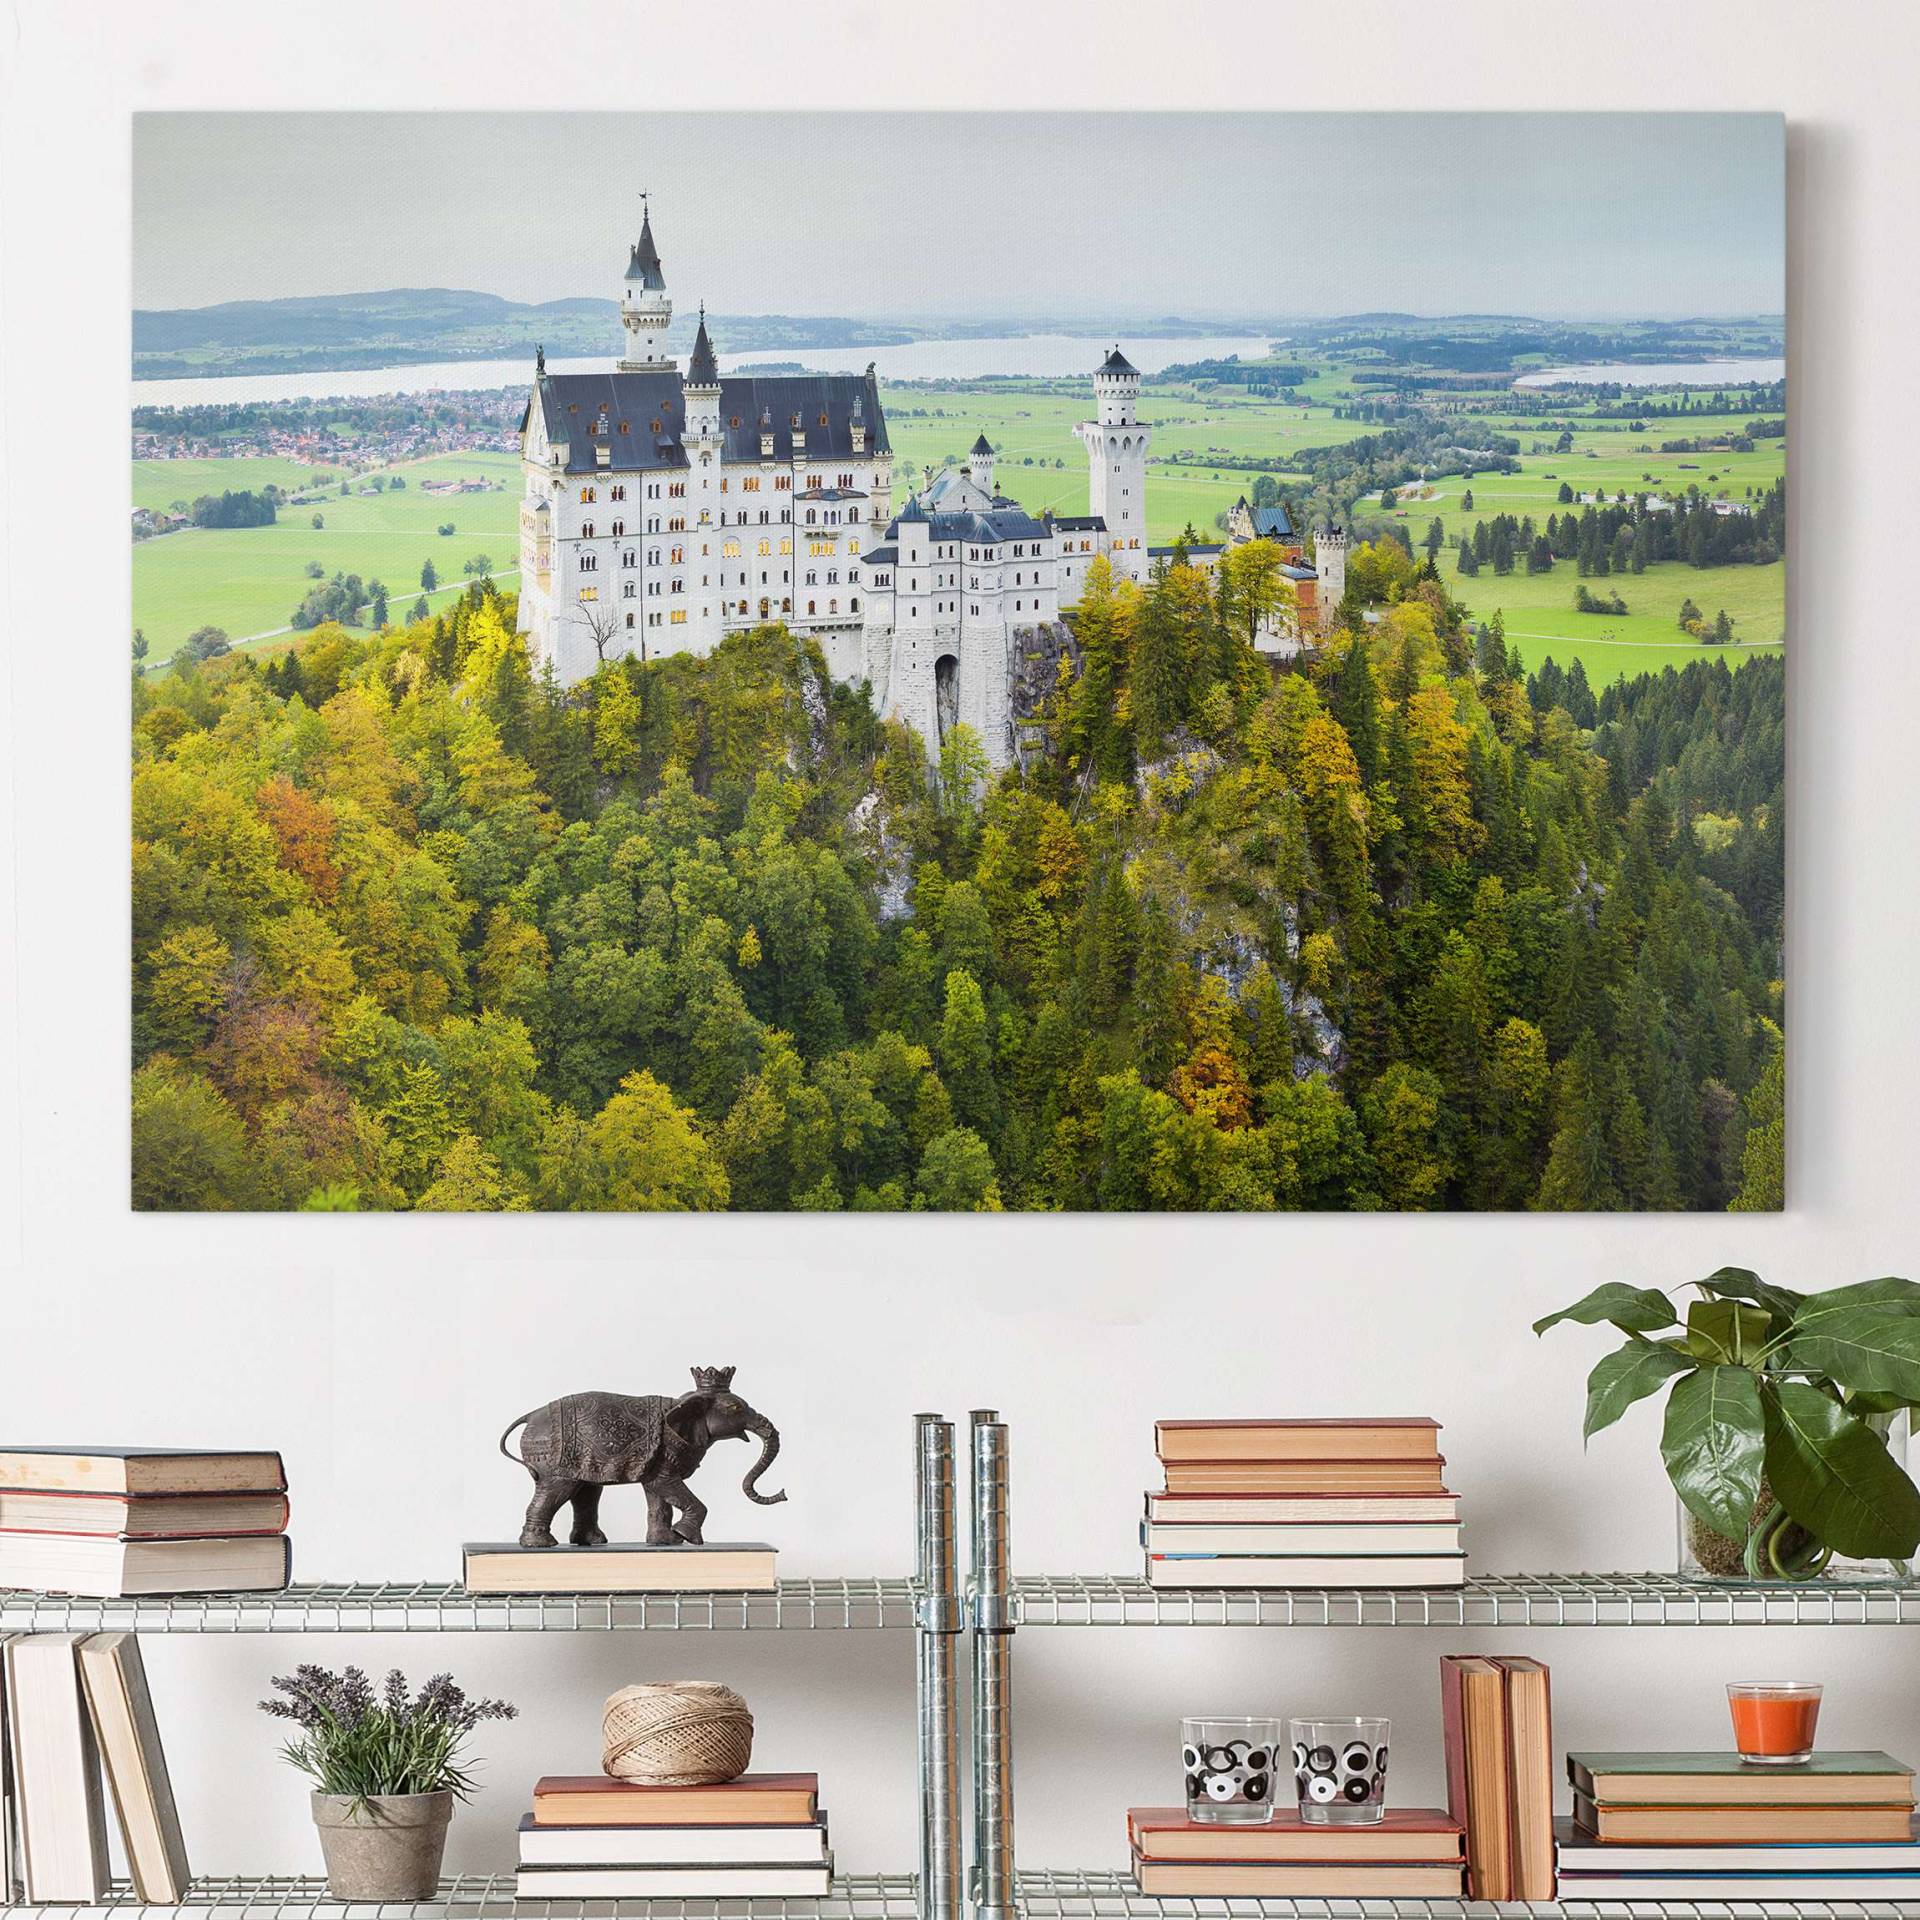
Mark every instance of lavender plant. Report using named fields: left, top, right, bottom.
left=261, top=1665, right=516, bottom=1802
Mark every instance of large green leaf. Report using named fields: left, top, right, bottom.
left=1786, top=1306, right=1920, bottom=1401
left=1686, top=1298, right=1772, bottom=1365
left=1792, top=1278, right=1920, bottom=1325
left=1584, top=1341, right=1693, bottom=1442
left=1762, top=1379, right=1920, bottom=1559
left=1696, top=1266, right=1805, bottom=1327
left=1533, top=1284, right=1678, bottom=1338
left=1661, top=1365, right=1766, bottom=1541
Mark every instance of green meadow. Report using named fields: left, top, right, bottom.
left=131, top=374, right=1786, bottom=684
left=133, top=451, right=523, bottom=662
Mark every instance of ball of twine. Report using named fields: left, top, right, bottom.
left=602, top=1682, right=754, bottom=1786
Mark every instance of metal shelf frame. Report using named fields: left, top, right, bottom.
left=0, top=1874, right=920, bottom=1920
left=0, top=1422, right=966, bottom=1920
left=0, top=1580, right=921, bottom=1636
left=1009, top=1866, right=1920, bottom=1919
left=964, top=1417, right=1920, bottom=1920
left=1003, top=1573, right=1920, bottom=1630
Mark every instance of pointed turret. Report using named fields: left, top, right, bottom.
left=969, top=432, right=995, bottom=496
left=687, top=305, right=719, bottom=388
left=618, top=197, right=673, bottom=370
left=626, top=207, right=666, bottom=291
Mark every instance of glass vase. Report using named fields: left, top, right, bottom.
left=1676, top=1410, right=1913, bottom=1584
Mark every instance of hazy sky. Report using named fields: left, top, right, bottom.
left=134, top=112, right=1783, bottom=321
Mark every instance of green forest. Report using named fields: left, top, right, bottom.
left=130, top=554, right=1783, bottom=1211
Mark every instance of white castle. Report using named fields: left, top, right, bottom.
left=517, top=204, right=1341, bottom=767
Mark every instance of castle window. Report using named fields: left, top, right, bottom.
left=806, top=509, right=817, bottom=525
left=730, top=416, right=741, bottom=429
left=819, top=413, right=829, bottom=427
left=743, top=476, right=760, bottom=492
left=626, top=612, right=635, bottom=628
left=829, top=599, right=838, bottom=614
left=724, top=539, right=740, bottom=558
left=671, top=545, right=685, bottom=564
left=612, top=520, right=624, bottom=537
left=579, top=487, right=595, bottom=503
left=623, top=580, right=636, bottom=598
left=652, top=419, right=663, bottom=433
left=580, top=553, right=597, bottom=571
left=578, top=585, right=597, bottom=602
left=623, top=549, right=636, bottom=567
left=671, top=609, right=686, bottom=625
left=611, top=485, right=626, bottom=501
left=758, top=538, right=771, bottom=556
left=581, top=521, right=595, bottom=538
left=851, top=598, right=860, bottom=613
left=849, top=537, right=860, bottom=555
left=782, top=597, right=792, bottom=612
left=808, top=600, right=816, bottom=615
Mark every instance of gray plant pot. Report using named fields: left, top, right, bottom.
left=310, top=1790, right=454, bottom=1902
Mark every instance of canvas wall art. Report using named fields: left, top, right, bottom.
left=129, top=111, right=1785, bottom=1211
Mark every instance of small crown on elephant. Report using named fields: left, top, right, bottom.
left=691, top=1364, right=737, bottom=1392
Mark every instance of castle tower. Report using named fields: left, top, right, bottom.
left=1315, top=524, right=1348, bottom=634
left=618, top=202, right=673, bottom=370
left=683, top=308, right=726, bottom=656
left=1075, top=346, right=1151, bottom=581
left=969, top=432, right=995, bottom=496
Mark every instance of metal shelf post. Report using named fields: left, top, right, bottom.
left=915, top=1416, right=964, bottom=1920
left=969, top=1413, right=1017, bottom=1920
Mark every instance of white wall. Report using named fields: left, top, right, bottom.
left=4, top=0, right=1920, bottom=1890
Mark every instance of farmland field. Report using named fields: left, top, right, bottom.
left=133, top=451, right=523, bottom=662
left=131, top=374, right=1786, bottom=684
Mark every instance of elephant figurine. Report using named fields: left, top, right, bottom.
left=499, top=1365, right=787, bottom=1549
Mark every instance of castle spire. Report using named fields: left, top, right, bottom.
left=626, top=195, right=665, bottom=291
left=687, top=303, right=719, bottom=387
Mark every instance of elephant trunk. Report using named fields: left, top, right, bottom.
left=740, top=1417, right=787, bottom=1507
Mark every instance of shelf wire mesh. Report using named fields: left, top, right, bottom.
left=0, top=1874, right=920, bottom=1920
left=0, top=1579, right=921, bottom=1634
left=1013, top=1866, right=1920, bottom=1919
left=1004, top=1573, right=1920, bottom=1628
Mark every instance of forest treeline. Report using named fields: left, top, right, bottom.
left=130, top=555, right=1784, bottom=1211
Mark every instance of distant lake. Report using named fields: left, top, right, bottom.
left=1514, top=357, right=1784, bottom=389
left=131, top=333, right=1277, bottom=409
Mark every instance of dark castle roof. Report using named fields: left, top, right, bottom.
left=971, top=433, right=994, bottom=455
left=1248, top=503, right=1295, bottom=540
left=522, top=365, right=889, bottom=475
left=626, top=211, right=666, bottom=290
left=1100, top=346, right=1138, bottom=376
left=888, top=504, right=1050, bottom=547
left=687, top=311, right=719, bottom=386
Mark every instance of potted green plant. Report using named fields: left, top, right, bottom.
left=1535, top=1268, right=1920, bottom=1582
left=261, top=1664, right=516, bottom=1900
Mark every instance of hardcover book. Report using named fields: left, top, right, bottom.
left=1160, top=1459, right=1448, bottom=1495
left=0, top=1533, right=291, bottom=1597
left=1130, top=1855, right=1464, bottom=1897
left=1145, top=1493, right=1460, bottom=1524
left=1553, top=1814, right=1920, bottom=1871
left=517, top=1812, right=829, bottom=1865
left=516, top=1861, right=834, bottom=1897
left=1142, top=1521, right=1463, bottom=1555
left=1572, top=1796, right=1918, bottom=1844
left=4, top=1634, right=109, bottom=1902
left=532, top=1774, right=819, bottom=1827
left=1146, top=1553, right=1465, bottom=1589
left=77, top=1632, right=190, bottom=1902
left=0, top=1450, right=286, bottom=1496
left=1568, top=1751, right=1917, bottom=1806
left=1128, top=1807, right=1462, bottom=1863
left=1153, top=1420, right=1440, bottom=1463
left=1440, top=1654, right=1511, bottom=1900
left=0, top=1489, right=290, bottom=1539
left=463, top=1541, right=776, bottom=1594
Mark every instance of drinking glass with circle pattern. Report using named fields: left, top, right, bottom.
left=1290, top=1717, right=1390, bottom=1824
left=1182, top=1717, right=1282, bottom=1825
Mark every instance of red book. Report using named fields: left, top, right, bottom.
left=532, top=1774, right=818, bottom=1827
left=1440, top=1655, right=1512, bottom=1901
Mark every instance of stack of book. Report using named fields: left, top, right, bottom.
left=1144, top=1420, right=1464, bottom=1589
left=2, top=1631, right=191, bottom=1902
left=0, top=1447, right=291, bottom=1596
left=1440, top=1654, right=1555, bottom=1899
left=1127, top=1806, right=1465, bottom=1898
left=464, top=1541, right=777, bottom=1594
left=517, top=1772, right=832, bottom=1897
left=1559, top=1751, right=1920, bottom=1900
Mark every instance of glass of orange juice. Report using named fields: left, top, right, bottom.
left=1728, top=1682, right=1823, bottom=1764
